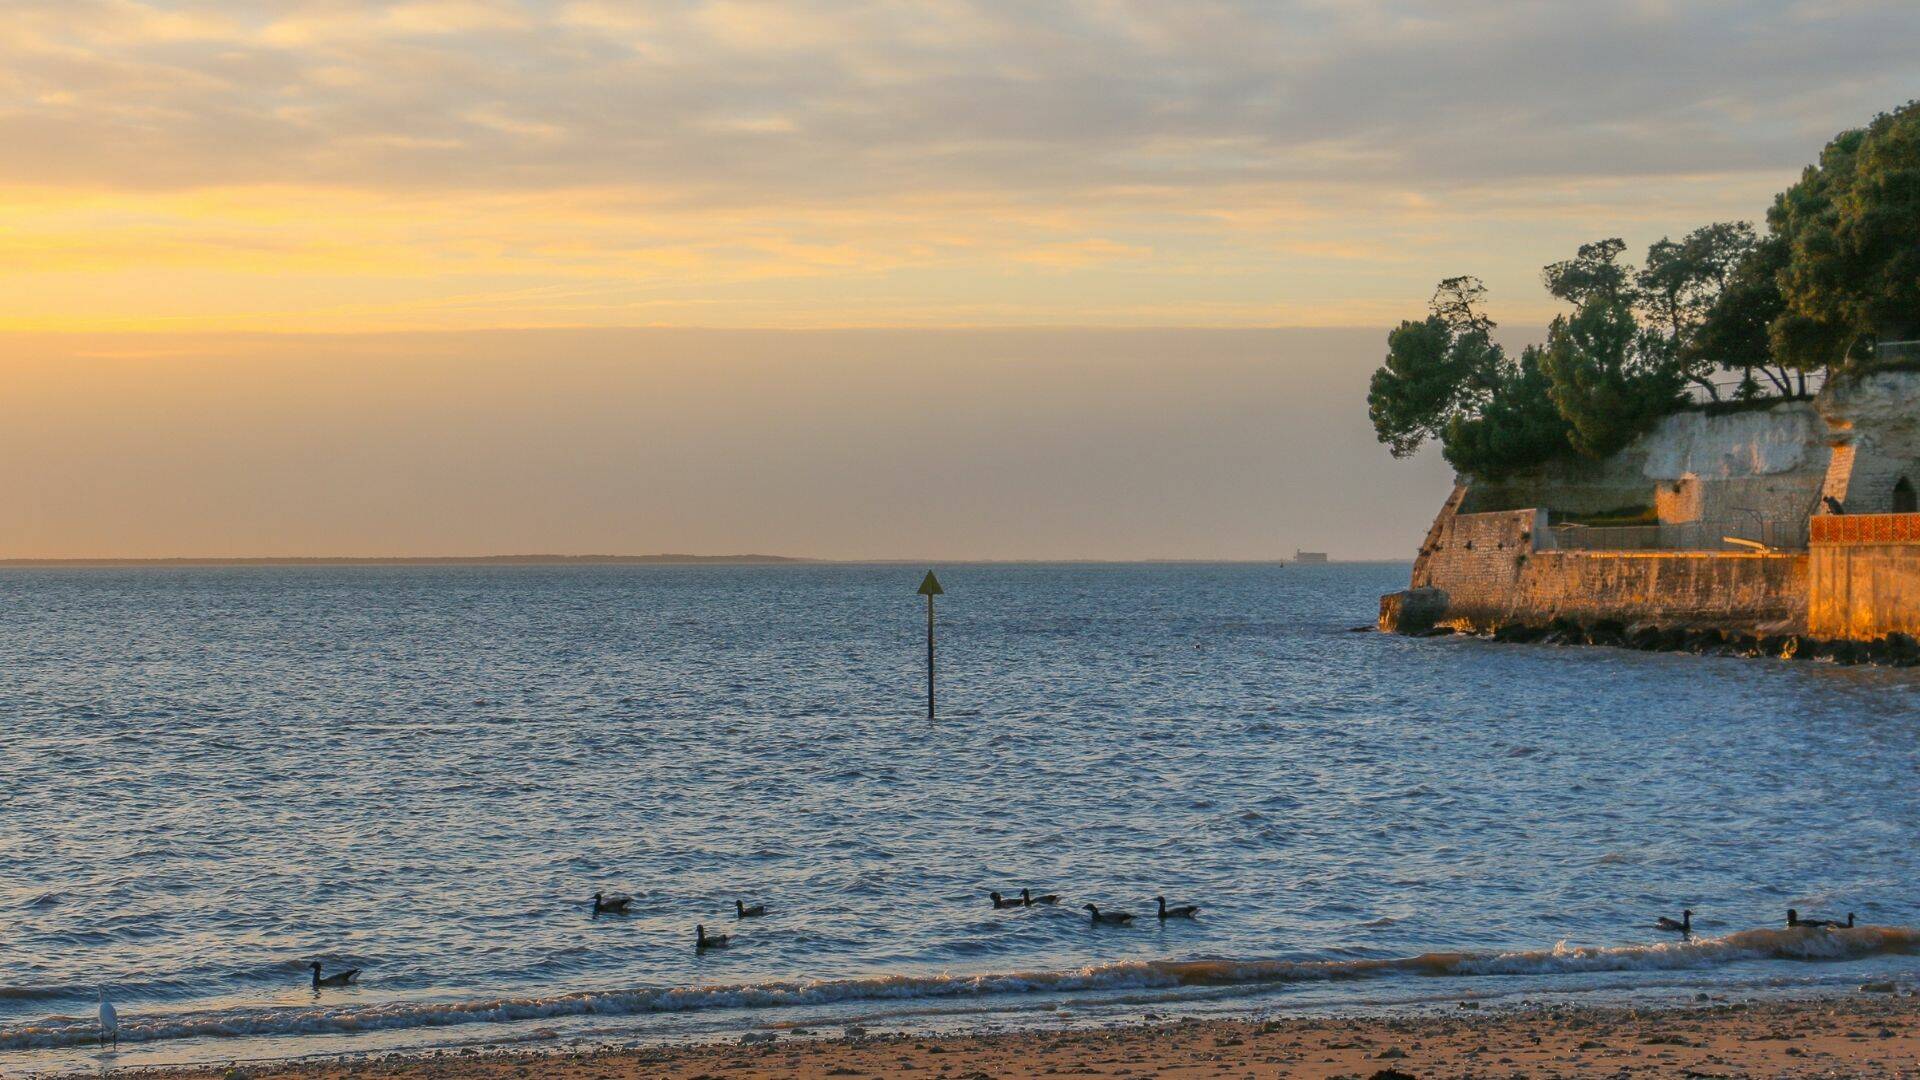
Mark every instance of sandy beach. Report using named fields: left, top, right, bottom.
left=108, top=993, right=1920, bottom=1080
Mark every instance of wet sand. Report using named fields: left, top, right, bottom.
left=113, top=992, right=1920, bottom=1079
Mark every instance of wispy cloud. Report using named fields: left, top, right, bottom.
left=1, top=0, right=1915, bottom=329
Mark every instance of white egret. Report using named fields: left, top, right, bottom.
left=98, top=988, right=118, bottom=1048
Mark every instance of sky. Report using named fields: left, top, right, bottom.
left=3, top=1, right=1917, bottom=558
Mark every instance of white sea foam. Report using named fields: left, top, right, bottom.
left=4, top=925, right=1913, bottom=1052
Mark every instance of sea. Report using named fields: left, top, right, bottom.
left=2, top=562, right=1918, bottom=1073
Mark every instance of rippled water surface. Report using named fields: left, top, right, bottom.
left=3, top=563, right=1918, bottom=1069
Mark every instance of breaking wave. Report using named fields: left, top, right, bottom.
left=5, top=925, right=1915, bottom=1052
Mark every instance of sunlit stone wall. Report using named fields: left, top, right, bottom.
left=1809, top=515, right=1920, bottom=638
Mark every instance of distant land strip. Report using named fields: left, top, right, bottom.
left=0, top=554, right=812, bottom=567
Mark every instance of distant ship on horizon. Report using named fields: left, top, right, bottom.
left=1293, top=549, right=1329, bottom=564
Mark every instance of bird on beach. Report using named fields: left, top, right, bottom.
left=1655, top=910, right=1692, bottom=935
left=990, top=891, right=1023, bottom=910
left=98, top=988, right=117, bottom=1049
left=592, top=891, right=632, bottom=915
left=1155, top=896, right=1200, bottom=920
left=736, top=900, right=766, bottom=919
left=310, top=962, right=360, bottom=988
left=696, top=924, right=730, bottom=950
left=1022, top=889, right=1060, bottom=906
left=1084, top=904, right=1134, bottom=925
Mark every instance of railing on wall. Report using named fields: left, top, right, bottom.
left=1550, top=517, right=1810, bottom=553
left=1683, top=370, right=1827, bottom=405
left=1875, top=339, right=1920, bottom=362
left=1811, top=513, right=1920, bottom=545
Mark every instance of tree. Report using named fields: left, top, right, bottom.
left=1539, top=293, right=1686, bottom=459
left=1367, top=276, right=1576, bottom=479
left=1439, top=345, right=1571, bottom=480
left=1637, top=221, right=1760, bottom=399
left=1542, top=238, right=1632, bottom=306
left=1367, top=277, right=1503, bottom=457
left=1370, top=100, right=1920, bottom=481
left=1768, top=100, right=1920, bottom=369
left=1689, top=234, right=1796, bottom=395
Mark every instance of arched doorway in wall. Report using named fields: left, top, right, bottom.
left=1895, top=476, right=1917, bottom=514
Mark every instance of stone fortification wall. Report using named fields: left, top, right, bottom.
left=1809, top=514, right=1920, bottom=638
left=1408, top=504, right=1541, bottom=601
left=1383, top=372, right=1920, bottom=649
left=1502, top=551, right=1806, bottom=631
left=1393, top=502, right=1806, bottom=633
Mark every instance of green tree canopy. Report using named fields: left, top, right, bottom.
left=1367, top=99, right=1920, bottom=480
left=1542, top=238, right=1632, bottom=306
left=1539, top=293, right=1687, bottom=459
left=1366, top=277, right=1574, bottom=478
left=1366, top=276, right=1503, bottom=457
left=1688, top=234, right=1794, bottom=395
left=1768, top=99, right=1920, bottom=367
left=1439, top=345, right=1570, bottom=480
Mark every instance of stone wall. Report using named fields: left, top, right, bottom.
left=1409, top=505, right=1542, bottom=602
left=1461, top=399, right=1828, bottom=524
left=1384, top=372, right=1920, bottom=644
left=1394, top=503, right=1807, bottom=633
left=1818, top=372, right=1920, bottom=514
left=1502, top=551, right=1807, bottom=631
left=1808, top=514, right=1920, bottom=638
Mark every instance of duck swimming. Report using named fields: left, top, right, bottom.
left=1787, top=908, right=1841, bottom=929
left=1155, top=896, right=1199, bottom=920
left=696, top=924, right=730, bottom=950
left=1022, top=889, right=1060, bottom=906
left=593, top=891, right=632, bottom=915
left=736, top=900, right=766, bottom=918
left=990, top=891, right=1023, bottom=910
left=310, top=962, right=360, bottom=988
left=1084, top=903, right=1134, bottom=925
left=1655, top=910, right=1692, bottom=934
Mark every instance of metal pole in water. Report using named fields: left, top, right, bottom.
left=917, top=570, right=943, bottom=719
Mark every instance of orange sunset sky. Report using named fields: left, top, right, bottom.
left=4, top=1, right=1916, bottom=558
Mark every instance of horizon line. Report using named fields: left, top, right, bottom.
left=0, top=323, right=1414, bottom=339
left=0, top=554, right=1386, bottom=568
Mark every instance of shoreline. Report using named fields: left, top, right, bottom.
left=73, top=991, right=1920, bottom=1080
left=0, top=557, right=1354, bottom=568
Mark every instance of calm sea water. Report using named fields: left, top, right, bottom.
left=3, top=563, right=1918, bottom=1071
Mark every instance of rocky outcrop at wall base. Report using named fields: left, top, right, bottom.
left=1417, top=619, right=1920, bottom=666
left=1377, top=586, right=1446, bottom=635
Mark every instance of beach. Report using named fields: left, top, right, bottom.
left=110, top=993, right=1920, bottom=1080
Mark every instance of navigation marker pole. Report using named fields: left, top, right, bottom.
left=918, top=570, right=943, bottom=720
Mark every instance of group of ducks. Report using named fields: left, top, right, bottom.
left=989, top=888, right=1200, bottom=925
left=591, top=890, right=766, bottom=951
left=1653, top=908, right=1857, bottom=936
left=90, top=898, right=1855, bottom=1049
left=583, top=885, right=1202, bottom=958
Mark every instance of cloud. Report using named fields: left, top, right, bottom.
left=3, top=0, right=1915, bottom=198
left=0, top=1, right=1915, bottom=330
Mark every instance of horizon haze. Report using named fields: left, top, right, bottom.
left=3, top=327, right=1460, bottom=562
